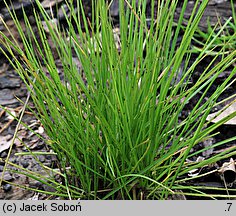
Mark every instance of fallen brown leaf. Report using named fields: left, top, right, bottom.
left=206, top=101, right=236, bottom=125
left=0, top=135, right=12, bottom=153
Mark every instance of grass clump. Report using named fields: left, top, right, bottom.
left=1, top=0, right=236, bottom=199
left=192, top=0, right=236, bottom=55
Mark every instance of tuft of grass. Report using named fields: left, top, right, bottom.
left=0, top=0, right=236, bottom=199
left=191, top=0, right=236, bottom=55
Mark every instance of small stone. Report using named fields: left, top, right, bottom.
left=20, top=160, right=29, bottom=168
left=13, top=173, right=20, bottom=179
left=4, top=172, right=13, bottom=181
left=45, top=155, right=52, bottom=160
left=43, top=184, right=56, bottom=193
left=9, top=158, right=16, bottom=163
left=3, top=184, right=12, bottom=192
left=33, top=164, right=42, bottom=171
left=0, top=151, right=7, bottom=158
left=38, top=155, right=45, bottom=163
left=29, top=181, right=43, bottom=189
left=0, top=165, right=4, bottom=172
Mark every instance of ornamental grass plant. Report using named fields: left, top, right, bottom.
left=1, top=0, right=236, bottom=199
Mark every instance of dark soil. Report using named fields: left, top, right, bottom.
left=0, top=0, right=236, bottom=200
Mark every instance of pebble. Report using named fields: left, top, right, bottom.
left=43, top=184, right=56, bottom=193
left=9, top=157, right=16, bottom=163
left=45, top=155, right=52, bottom=160
left=29, top=181, right=43, bottom=189
left=34, top=142, right=45, bottom=150
left=3, top=184, right=12, bottom=192
left=0, top=151, right=7, bottom=158
left=20, top=160, right=29, bottom=168
left=38, top=155, right=45, bottom=163
left=13, top=173, right=20, bottom=179
left=3, top=172, right=14, bottom=181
